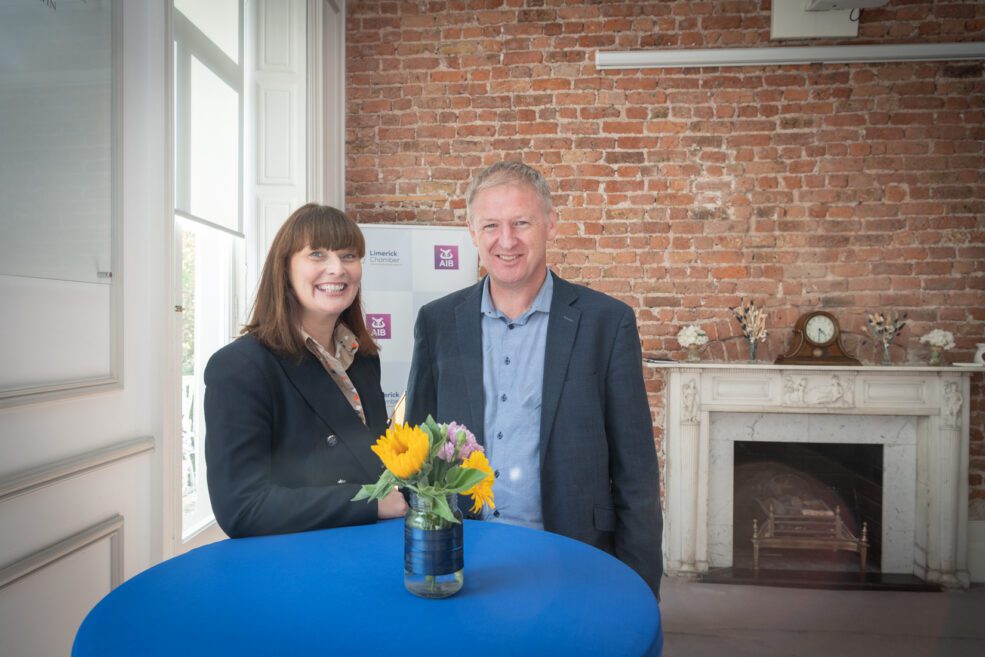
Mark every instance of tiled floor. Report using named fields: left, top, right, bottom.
left=660, top=577, right=985, bottom=657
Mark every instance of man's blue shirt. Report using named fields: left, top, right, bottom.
left=479, top=271, right=554, bottom=530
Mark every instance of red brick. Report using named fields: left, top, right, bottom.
left=347, top=2, right=985, bottom=497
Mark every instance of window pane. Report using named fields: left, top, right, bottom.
left=175, top=0, right=240, bottom=64
left=189, top=56, right=239, bottom=230
left=179, top=218, right=241, bottom=538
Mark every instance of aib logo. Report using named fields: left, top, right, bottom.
left=434, top=245, right=459, bottom=270
left=366, top=314, right=391, bottom=340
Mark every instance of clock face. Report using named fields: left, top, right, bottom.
left=776, top=311, right=859, bottom=365
left=804, top=314, right=836, bottom=346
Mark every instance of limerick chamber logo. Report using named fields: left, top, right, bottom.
left=366, top=313, right=391, bottom=340
left=434, top=245, right=459, bottom=270
left=367, top=248, right=401, bottom=265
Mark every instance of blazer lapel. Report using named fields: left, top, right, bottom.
left=276, top=353, right=382, bottom=480
left=539, top=274, right=580, bottom=465
left=454, top=282, right=486, bottom=444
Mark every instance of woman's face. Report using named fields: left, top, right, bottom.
left=289, top=245, right=362, bottom=332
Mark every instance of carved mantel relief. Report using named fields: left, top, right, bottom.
left=782, top=373, right=854, bottom=408
left=942, top=381, right=963, bottom=429
left=681, top=378, right=699, bottom=424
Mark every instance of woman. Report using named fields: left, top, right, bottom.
left=204, top=204, right=407, bottom=537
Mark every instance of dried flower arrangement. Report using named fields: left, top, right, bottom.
left=865, top=311, right=907, bottom=365
left=731, top=299, right=768, bottom=362
left=731, top=299, right=768, bottom=343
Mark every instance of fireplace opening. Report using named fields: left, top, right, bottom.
left=733, top=441, right=882, bottom=573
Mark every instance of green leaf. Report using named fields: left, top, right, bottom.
left=442, top=466, right=487, bottom=493
left=431, top=494, right=461, bottom=524
left=424, top=415, right=443, bottom=441
left=442, top=466, right=467, bottom=489
left=416, top=484, right=440, bottom=498
left=351, top=484, right=374, bottom=502
left=374, top=471, right=398, bottom=495
left=353, top=471, right=398, bottom=502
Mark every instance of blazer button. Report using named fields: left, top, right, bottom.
left=326, top=435, right=338, bottom=447
left=337, top=479, right=347, bottom=484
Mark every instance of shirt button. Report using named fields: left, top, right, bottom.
left=501, top=393, right=507, bottom=402
left=497, top=432, right=503, bottom=440
left=494, top=470, right=500, bottom=478
left=326, top=435, right=338, bottom=446
left=508, top=324, right=515, bottom=330
left=493, top=510, right=501, bottom=518
left=504, top=357, right=510, bottom=365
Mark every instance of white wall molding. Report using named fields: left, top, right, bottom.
left=306, top=0, right=325, bottom=204
left=0, top=515, right=124, bottom=591
left=596, top=42, right=985, bottom=70
left=0, top=437, right=154, bottom=504
left=307, top=0, right=345, bottom=208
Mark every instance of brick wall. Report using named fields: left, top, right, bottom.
left=345, top=1, right=985, bottom=513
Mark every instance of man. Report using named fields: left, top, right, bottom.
left=405, top=161, right=663, bottom=598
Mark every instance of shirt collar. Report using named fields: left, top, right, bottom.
left=301, top=322, right=360, bottom=368
left=480, top=269, right=554, bottom=322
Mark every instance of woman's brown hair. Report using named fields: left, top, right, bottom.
left=242, top=203, right=379, bottom=359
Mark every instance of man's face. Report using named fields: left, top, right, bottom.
left=468, top=182, right=557, bottom=294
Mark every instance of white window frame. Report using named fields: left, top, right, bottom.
left=164, top=0, right=247, bottom=556
left=164, top=0, right=326, bottom=558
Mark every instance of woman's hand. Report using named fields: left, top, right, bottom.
left=377, top=488, right=409, bottom=519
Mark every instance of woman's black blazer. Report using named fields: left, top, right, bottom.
left=204, top=333, right=388, bottom=537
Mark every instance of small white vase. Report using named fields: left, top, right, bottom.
left=974, top=343, right=985, bottom=365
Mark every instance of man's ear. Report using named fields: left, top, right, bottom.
left=546, top=208, right=558, bottom=241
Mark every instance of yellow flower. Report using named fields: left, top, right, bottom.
left=461, top=451, right=495, bottom=513
left=371, top=423, right=429, bottom=480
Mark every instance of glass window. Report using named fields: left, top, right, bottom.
left=190, top=57, right=240, bottom=231
left=174, top=0, right=240, bottom=63
left=174, top=0, right=244, bottom=542
left=178, top=219, right=242, bottom=536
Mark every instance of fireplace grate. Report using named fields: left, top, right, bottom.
left=752, top=498, right=868, bottom=572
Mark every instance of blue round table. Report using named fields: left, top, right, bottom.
left=73, top=520, right=662, bottom=657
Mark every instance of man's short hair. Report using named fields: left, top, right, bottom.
left=465, top=161, right=553, bottom=223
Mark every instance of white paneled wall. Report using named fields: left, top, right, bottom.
left=247, top=0, right=308, bottom=290
left=0, top=1, right=168, bottom=655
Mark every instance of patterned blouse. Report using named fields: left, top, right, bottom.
left=301, top=323, right=365, bottom=425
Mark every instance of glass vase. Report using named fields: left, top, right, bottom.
left=686, top=344, right=701, bottom=362
left=881, top=341, right=892, bottom=366
left=748, top=339, right=758, bottom=363
left=929, top=346, right=943, bottom=366
left=404, top=493, right=464, bottom=599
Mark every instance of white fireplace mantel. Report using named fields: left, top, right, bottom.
left=647, top=361, right=983, bottom=589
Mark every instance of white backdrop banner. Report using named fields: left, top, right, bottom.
left=359, top=224, right=479, bottom=415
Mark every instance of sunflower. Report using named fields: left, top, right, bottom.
left=461, top=451, right=495, bottom=513
left=371, top=423, right=429, bottom=480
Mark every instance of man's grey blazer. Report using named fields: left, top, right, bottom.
left=405, top=272, right=663, bottom=598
